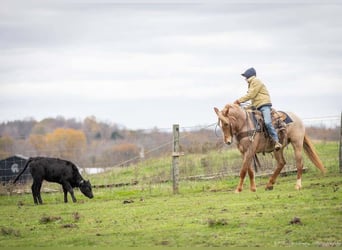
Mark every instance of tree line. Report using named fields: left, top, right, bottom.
left=0, top=116, right=339, bottom=169
left=0, top=116, right=218, bottom=168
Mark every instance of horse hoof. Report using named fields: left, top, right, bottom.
left=234, top=189, right=242, bottom=193
left=295, top=185, right=302, bottom=190
left=250, top=187, right=257, bottom=192
left=265, top=186, right=273, bottom=191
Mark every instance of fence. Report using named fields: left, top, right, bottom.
left=0, top=115, right=340, bottom=195
left=90, top=115, right=340, bottom=191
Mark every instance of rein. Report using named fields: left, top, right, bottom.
left=236, top=110, right=261, bottom=142
left=238, top=109, right=262, bottom=172
left=216, top=106, right=262, bottom=172
left=214, top=122, right=221, bottom=137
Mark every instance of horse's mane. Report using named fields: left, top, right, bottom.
left=222, top=103, right=243, bottom=120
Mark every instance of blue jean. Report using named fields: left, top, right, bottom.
left=258, top=105, right=279, bottom=142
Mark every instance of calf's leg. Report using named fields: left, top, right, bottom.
left=32, top=180, right=43, bottom=205
left=62, top=186, right=68, bottom=203
left=36, top=181, right=43, bottom=204
left=31, top=182, right=38, bottom=205
left=62, top=182, right=77, bottom=203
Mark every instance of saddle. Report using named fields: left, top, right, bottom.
left=249, top=108, right=293, bottom=145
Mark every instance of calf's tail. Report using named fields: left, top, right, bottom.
left=13, top=157, right=34, bottom=184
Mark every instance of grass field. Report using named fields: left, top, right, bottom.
left=0, top=142, right=341, bottom=247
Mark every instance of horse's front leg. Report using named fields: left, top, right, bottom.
left=248, top=164, right=256, bottom=192
left=236, top=167, right=247, bottom=193
left=236, top=155, right=253, bottom=193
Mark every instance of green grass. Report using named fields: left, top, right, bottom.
left=0, top=141, right=341, bottom=247
left=88, top=141, right=339, bottom=187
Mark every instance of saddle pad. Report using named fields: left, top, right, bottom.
left=278, top=111, right=293, bottom=124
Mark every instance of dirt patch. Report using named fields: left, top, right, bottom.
left=207, top=218, right=228, bottom=227
left=39, top=215, right=62, bottom=224
left=1, top=227, right=21, bottom=237
left=61, top=223, right=78, bottom=229
left=289, top=217, right=302, bottom=225
left=73, top=212, right=81, bottom=221
left=123, top=199, right=134, bottom=204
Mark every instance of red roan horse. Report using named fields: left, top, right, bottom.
left=214, top=103, right=326, bottom=193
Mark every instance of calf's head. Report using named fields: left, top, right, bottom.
left=79, top=180, right=94, bottom=199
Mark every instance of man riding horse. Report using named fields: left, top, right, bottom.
left=234, top=67, right=282, bottom=151
left=214, top=68, right=325, bottom=192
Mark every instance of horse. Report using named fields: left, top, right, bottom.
left=214, top=103, right=326, bottom=193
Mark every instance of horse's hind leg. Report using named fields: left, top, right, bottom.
left=266, top=151, right=286, bottom=190
left=292, top=141, right=304, bottom=190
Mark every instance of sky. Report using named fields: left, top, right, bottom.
left=0, top=0, right=341, bottom=130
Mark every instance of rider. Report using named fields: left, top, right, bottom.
left=234, top=67, right=282, bottom=151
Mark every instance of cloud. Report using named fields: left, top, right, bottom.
left=0, top=1, right=341, bottom=128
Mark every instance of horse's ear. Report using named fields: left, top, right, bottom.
left=214, top=107, right=230, bottom=124
left=222, top=106, right=229, bottom=116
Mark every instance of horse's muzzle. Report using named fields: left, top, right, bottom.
left=225, top=141, right=232, bottom=145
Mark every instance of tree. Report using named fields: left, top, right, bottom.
left=45, top=128, right=87, bottom=162
left=29, top=134, right=46, bottom=155
left=83, top=116, right=101, bottom=141
left=101, top=143, right=140, bottom=167
left=111, top=131, right=124, bottom=140
left=0, top=136, right=14, bottom=159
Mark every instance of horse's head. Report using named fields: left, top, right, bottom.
left=214, top=105, right=237, bottom=145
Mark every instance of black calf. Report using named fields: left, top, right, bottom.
left=13, top=157, right=93, bottom=204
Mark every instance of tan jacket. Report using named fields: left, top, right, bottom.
left=238, top=76, right=272, bottom=109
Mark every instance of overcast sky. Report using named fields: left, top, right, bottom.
left=1, top=0, right=341, bottom=129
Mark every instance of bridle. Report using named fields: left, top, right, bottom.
left=215, top=113, right=234, bottom=145
left=216, top=106, right=259, bottom=144
left=216, top=106, right=261, bottom=172
left=216, top=118, right=233, bottom=134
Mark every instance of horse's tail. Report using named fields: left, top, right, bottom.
left=12, top=157, right=34, bottom=184
left=303, top=134, right=326, bottom=173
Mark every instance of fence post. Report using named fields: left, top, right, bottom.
left=340, top=113, right=342, bottom=173
left=172, top=124, right=180, bottom=194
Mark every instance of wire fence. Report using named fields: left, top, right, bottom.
left=0, top=115, right=340, bottom=194
left=89, top=115, right=340, bottom=189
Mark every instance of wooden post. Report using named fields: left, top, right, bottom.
left=172, top=124, right=180, bottom=194
left=340, top=112, right=342, bottom=173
